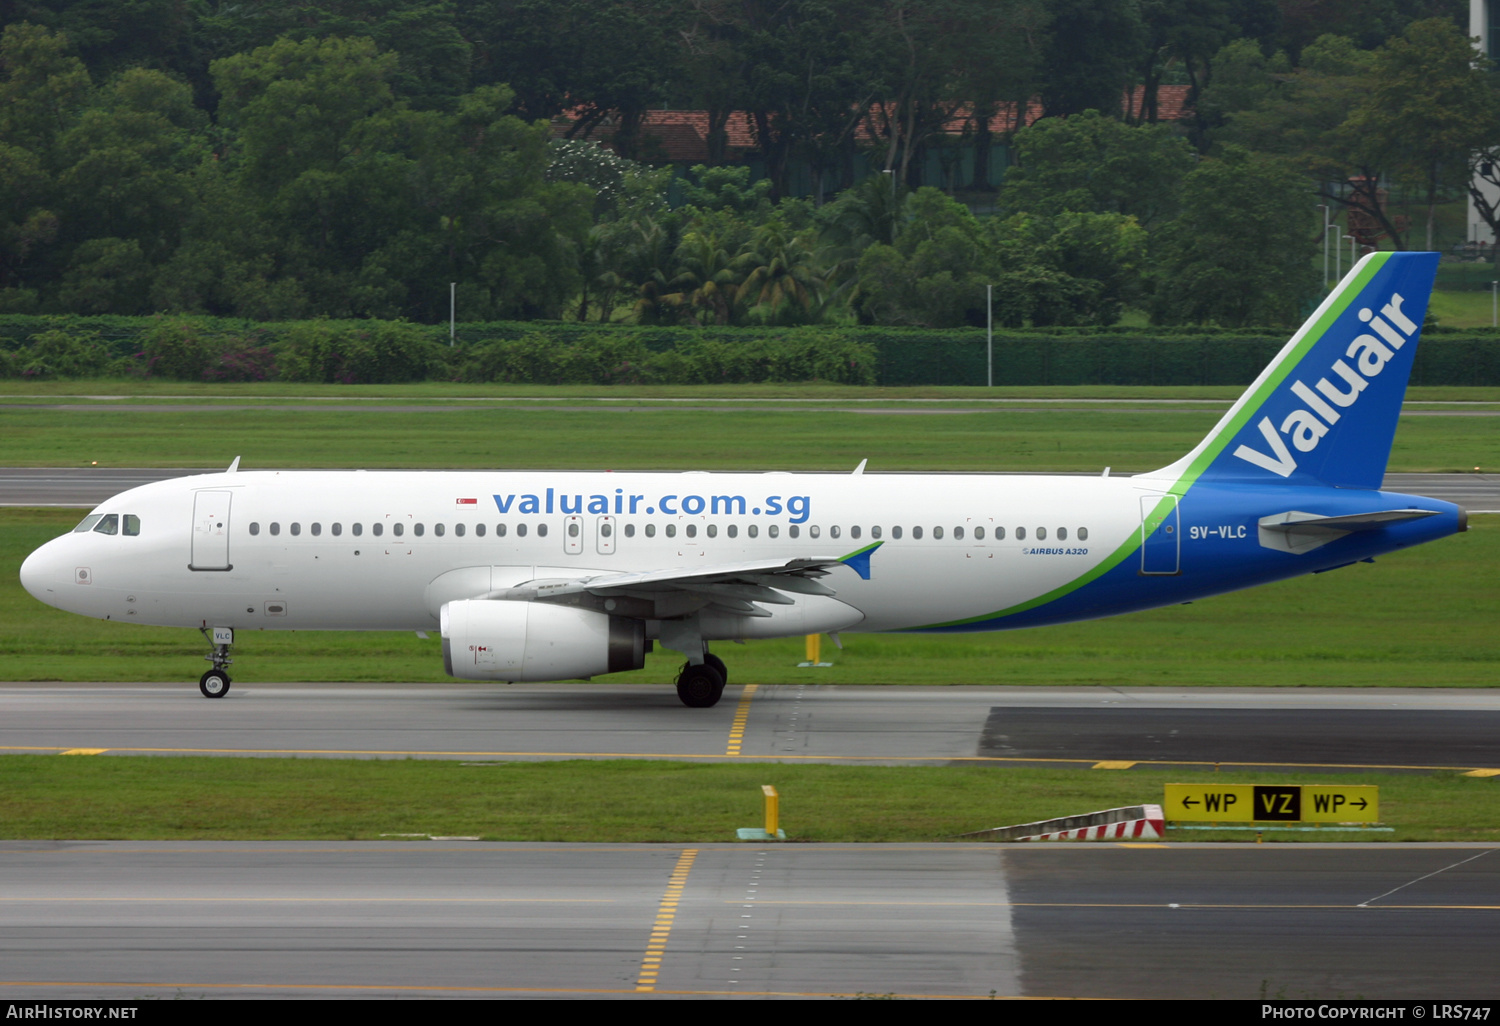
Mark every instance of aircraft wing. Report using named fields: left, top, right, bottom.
left=498, top=557, right=846, bottom=615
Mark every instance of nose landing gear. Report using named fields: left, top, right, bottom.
left=198, top=626, right=233, bottom=698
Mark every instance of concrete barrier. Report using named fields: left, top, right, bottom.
left=959, top=804, right=1165, bottom=842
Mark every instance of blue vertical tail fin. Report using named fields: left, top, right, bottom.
left=1150, top=251, right=1439, bottom=492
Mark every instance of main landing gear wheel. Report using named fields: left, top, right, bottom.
left=703, top=652, right=727, bottom=683
left=676, top=662, right=725, bottom=708
left=199, top=669, right=231, bottom=699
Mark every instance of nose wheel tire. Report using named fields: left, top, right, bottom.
left=675, top=662, right=725, bottom=708
left=199, top=669, right=231, bottom=698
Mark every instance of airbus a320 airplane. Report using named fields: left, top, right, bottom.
left=20, top=251, right=1465, bottom=707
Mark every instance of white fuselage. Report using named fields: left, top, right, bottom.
left=21, top=469, right=1147, bottom=637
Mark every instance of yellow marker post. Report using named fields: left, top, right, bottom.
left=797, top=634, right=832, bottom=667
left=762, top=785, right=779, bottom=836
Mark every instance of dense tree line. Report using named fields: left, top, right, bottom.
left=0, top=0, right=1487, bottom=335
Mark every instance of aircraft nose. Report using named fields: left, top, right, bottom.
left=19, top=539, right=66, bottom=605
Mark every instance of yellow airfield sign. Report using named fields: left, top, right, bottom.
left=1164, top=784, right=1378, bottom=823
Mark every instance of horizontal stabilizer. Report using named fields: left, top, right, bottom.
left=1257, top=508, right=1440, bottom=554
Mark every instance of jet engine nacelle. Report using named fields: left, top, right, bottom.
left=441, top=599, right=645, bottom=681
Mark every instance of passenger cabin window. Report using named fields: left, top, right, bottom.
left=645, top=524, right=656, bottom=538
left=249, top=522, right=260, bottom=536
left=686, top=524, right=697, bottom=538
left=516, top=524, right=527, bottom=537
left=332, top=523, right=342, bottom=536
left=74, top=514, right=103, bottom=533
left=624, top=524, right=635, bottom=538
left=789, top=526, right=800, bottom=539
left=537, top=523, right=548, bottom=537
left=393, top=523, right=404, bottom=537
left=495, top=524, right=505, bottom=537
left=290, top=523, right=301, bottom=536
left=270, top=522, right=281, bottom=536
left=1036, top=527, right=1046, bottom=540
left=413, top=523, right=424, bottom=537
left=474, top=524, right=485, bottom=537
left=1057, top=527, right=1067, bottom=540
left=912, top=526, right=923, bottom=540
left=953, top=526, right=963, bottom=540
left=892, top=526, right=902, bottom=539
left=352, top=523, right=363, bottom=536
left=974, top=526, right=984, bottom=540
left=995, top=526, right=1005, bottom=540
left=311, top=523, right=322, bottom=536
left=850, top=526, right=860, bottom=540
left=707, top=525, right=717, bottom=538
left=372, top=523, right=382, bottom=537
left=769, top=525, right=779, bottom=538
left=727, top=525, right=736, bottom=538
left=872, top=526, right=882, bottom=539
left=666, top=524, right=676, bottom=538
left=1078, top=527, right=1088, bottom=541
left=1015, top=527, right=1025, bottom=540
left=748, top=525, right=758, bottom=538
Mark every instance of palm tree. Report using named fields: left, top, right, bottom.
left=735, top=221, right=830, bottom=325
left=668, top=229, right=742, bottom=325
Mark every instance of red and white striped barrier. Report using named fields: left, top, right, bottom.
left=961, top=804, right=1166, bottom=843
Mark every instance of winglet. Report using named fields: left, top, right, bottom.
left=839, top=541, right=883, bottom=581
left=227, top=456, right=241, bottom=473
left=853, top=459, right=867, bottom=475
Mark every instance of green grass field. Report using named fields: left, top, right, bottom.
left=1430, top=289, right=1500, bottom=328
left=3, top=756, right=1495, bottom=842
left=2, top=386, right=1498, bottom=472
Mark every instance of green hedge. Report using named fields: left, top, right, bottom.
left=2, top=315, right=1499, bottom=386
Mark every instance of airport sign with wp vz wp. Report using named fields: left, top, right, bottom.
left=1163, top=784, right=1379, bottom=823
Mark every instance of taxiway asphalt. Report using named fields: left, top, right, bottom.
left=2, top=683, right=1498, bottom=773
left=0, top=840, right=1495, bottom=999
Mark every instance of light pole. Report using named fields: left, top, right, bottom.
left=986, top=283, right=993, bottom=388
left=1319, top=205, right=1331, bottom=287
left=881, top=169, right=896, bottom=243
left=449, top=282, right=456, bottom=347
left=1492, top=280, right=1497, bottom=328
left=1343, top=234, right=1357, bottom=271
left=1330, top=224, right=1342, bottom=281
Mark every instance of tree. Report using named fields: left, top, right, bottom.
left=1345, top=18, right=1497, bottom=250
left=174, top=36, right=591, bottom=320
left=1035, top=0, right=1147, bottom=118
left=999, top=110, right=1196, bottom=229
left=1150, top=147, right=1319, bottom=327
left=1219, top=34, right=1408, bottom=248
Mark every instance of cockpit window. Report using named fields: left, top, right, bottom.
left=92, top=514, right=119, bottom=535
left=73, top=514, right=103, bottom=533
left=123, top=515, right=140, bottom=536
